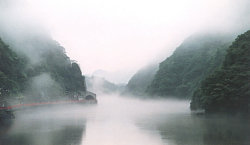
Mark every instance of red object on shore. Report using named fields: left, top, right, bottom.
left=0, top=100, right=88, bottom=110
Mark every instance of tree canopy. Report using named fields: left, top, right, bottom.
left=191, top=30, right=250, bottom=113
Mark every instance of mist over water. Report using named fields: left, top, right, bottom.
left=1, top=94, right=249, bottom=145
left=82, top=95, right=191, bottom=145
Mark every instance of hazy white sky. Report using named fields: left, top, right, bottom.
left=1, top=0, right=250, bottom=83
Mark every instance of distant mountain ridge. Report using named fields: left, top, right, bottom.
left=92, top=69, right=133, bottom=84
left=86, top=76, right=125, bottom=94
left=125, top=64, right=158, bottom=96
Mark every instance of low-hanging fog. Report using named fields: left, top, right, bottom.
left=7, top=95, right=250, bottom=145
left=0, top=0, right=250, bottom=83
left=9, top=95, right=190, bottom=145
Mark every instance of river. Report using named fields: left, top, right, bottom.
left=0, top=94, right=249, bottom=145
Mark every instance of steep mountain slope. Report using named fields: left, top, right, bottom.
left=126, top=64, right=158, bottom=95
left=23, top=37, right=86, bottom=100
left=191, top=30, right=250, bottom=113
left=147, top=33, right=233, bottom=98
left=0, top=36, right=86, bottom=103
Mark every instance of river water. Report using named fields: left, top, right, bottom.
left=0, top=94, right=249, bottom=145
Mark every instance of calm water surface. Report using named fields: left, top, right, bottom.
left=0, top=95, right=249, bottom=145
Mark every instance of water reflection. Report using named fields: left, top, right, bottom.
left=0, top=106, right=86, bottom=145
left=151, top=114, right=250, bottom=145
left=0, top=95, right=249, bottom=145
left=202, top=115, right=250, bottom=145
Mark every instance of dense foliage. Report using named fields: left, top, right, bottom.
left=0, top=36, right=86, bottom=103
left=0, top=38, right=27, bottom=99
left=191, top=30, right=250, bottom=113
left=126, top=64, right=158, bottom=96
left=147, top=34, right=232, bottom=98
left=25, top=38, right=86, bottom=97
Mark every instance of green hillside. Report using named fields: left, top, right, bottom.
left=0, top=36, right=86, bottom=104
left=147, top=33, right=232, bottom=98
left=191, top=30, right=250, bottom=113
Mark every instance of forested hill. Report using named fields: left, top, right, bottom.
left=0, top=36, right=86, bottom=104
left=126, top=64, right=158, bottom=96
left=191, top=30, right=250, bottom=113
left=146, top=33, right=233, bottom=98
left=0, top=38, right=27, bottom=98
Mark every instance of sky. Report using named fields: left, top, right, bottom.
left=1, top=0, right=250, bottom=83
